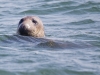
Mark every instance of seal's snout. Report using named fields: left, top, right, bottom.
left=18, top=23, right=30, bottom=36
left=19, top=23, right=31, bottom=31
left=24, top=24, right=31, bottom=29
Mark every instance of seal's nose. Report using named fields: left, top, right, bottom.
left=19, top=23, right=30, bottom=30
left=25, top=24, right=31, bottom=29
left=18, top=24, right=31, bottom=36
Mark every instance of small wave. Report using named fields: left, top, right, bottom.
left=0, top=70, right=15, bottom=75
left=19, top=10, right=38, bottom=15
left=19, top=9, right=54, bottom=15
left=63, top=1, right=100, bottom=15
left=0, top=35, right=45, bottom=44
left=0, top=14, right=3, bottom=16
left=17, top=68, right=95, bottom=75
left=0, top=68, right=96, bottom=75
left=41, top=1, right=77, bottom=8
left=68, top=19, right=95, bottom=25
left=0, top=35, right=92, bottom=49
left=84, top=6, right=100, bottom=13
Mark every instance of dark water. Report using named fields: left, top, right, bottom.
left=0, top=0, right=100, bottom=75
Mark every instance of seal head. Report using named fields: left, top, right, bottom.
left=17, top=16, right=45, bottom=38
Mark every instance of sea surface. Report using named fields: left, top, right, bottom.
left=0, top=0, right=100, bottom=75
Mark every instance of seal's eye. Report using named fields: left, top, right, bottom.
left=19, top=19, right=24, bottom=24
left=32, top=19, right=37, bottom=24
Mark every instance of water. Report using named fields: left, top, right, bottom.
left=0, top=0, right=100, bottom=75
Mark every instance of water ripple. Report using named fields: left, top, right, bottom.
left=68, top=19, right=95, bottom=25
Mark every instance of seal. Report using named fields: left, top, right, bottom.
left=17, top=16, right=45, bottom=38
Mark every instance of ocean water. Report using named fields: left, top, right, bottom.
left=0, top=0, right=100, bottom=75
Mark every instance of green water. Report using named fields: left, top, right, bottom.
left=0, top=0, right=100, bottom=75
